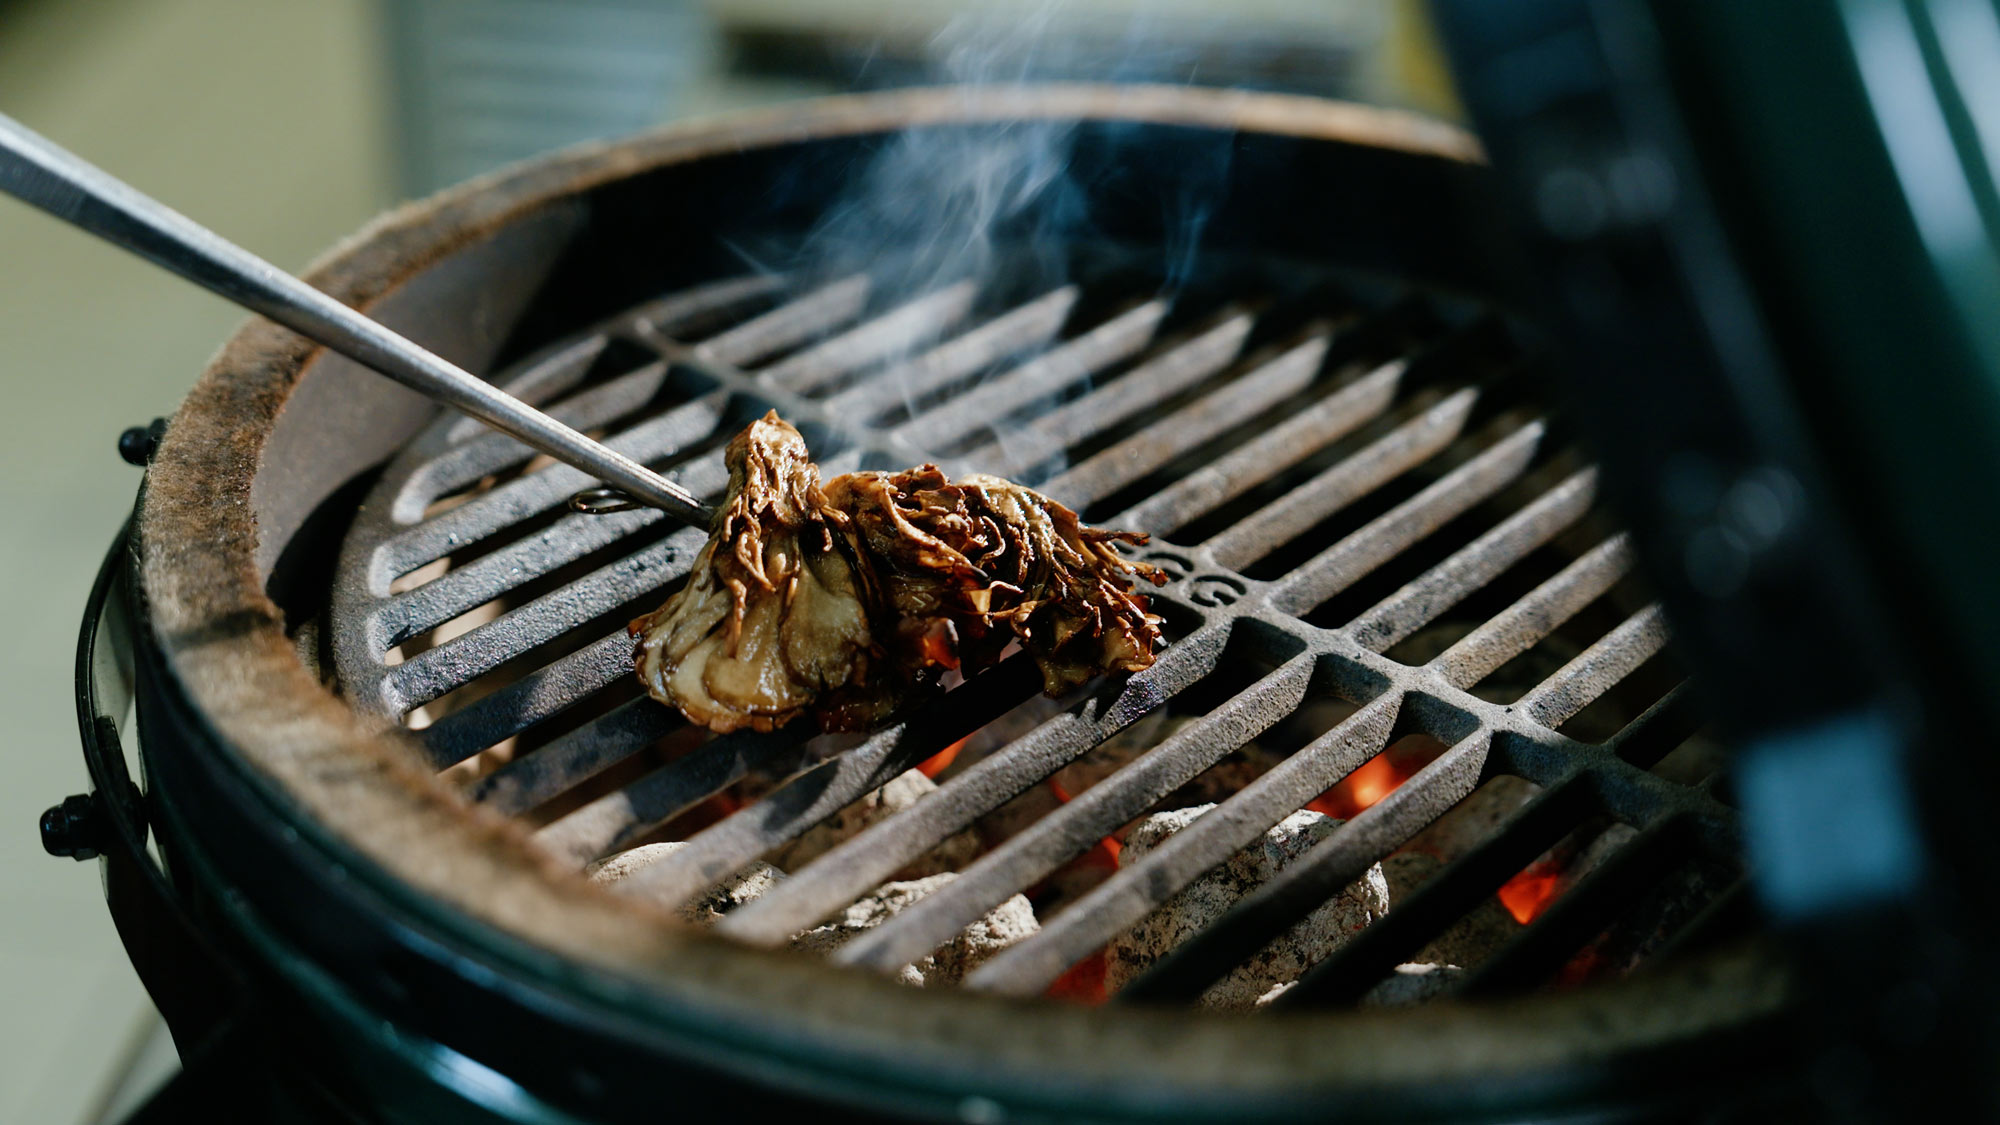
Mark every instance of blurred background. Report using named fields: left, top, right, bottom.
left=0, top=1, right=1452, bottom=1119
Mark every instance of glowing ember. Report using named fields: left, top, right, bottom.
left=1497, top=861, right=1566, bottom=924
left=1047, top=949, right=1110, bottom=1004
left=1306, top=735, right=1447, bottom=821
left=1047, top=777, right=1122, bottom=869
left=916, top=736, right=968, bottom=779
left=1307, top=753, right=1413, bottom=820
left=1037, top=776, right=1120, bottom=1004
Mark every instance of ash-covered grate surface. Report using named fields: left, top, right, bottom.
left=329, top=259, right=1740, bottom=1010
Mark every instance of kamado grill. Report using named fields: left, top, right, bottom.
left=64, top=84, right=1797, bottom=1121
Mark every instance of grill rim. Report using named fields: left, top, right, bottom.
left=133, top=83, right=1790, bottom=1118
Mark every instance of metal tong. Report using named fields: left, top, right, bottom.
left=0, top=111, right=714, bottom=528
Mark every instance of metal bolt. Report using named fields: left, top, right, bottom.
left=40, top=793, right=103, bottom=861
left=117, top=417, right=167, bottom=466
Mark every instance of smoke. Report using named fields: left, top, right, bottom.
left=754, top=2, right=1253, bottom=466
left=797, top=3, right=1086, bottom=314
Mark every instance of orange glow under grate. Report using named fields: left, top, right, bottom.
left=1306, top=734, right=1447, bottom=821
left=1497, top=862, right=1566, bottom=924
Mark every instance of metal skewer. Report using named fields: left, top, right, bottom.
left=0, top=111, right=715, bottom=528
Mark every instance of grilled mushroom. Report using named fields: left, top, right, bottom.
left=631, top=412, right=1164, bottom=732
left=628, top=413, right=877, bottom=733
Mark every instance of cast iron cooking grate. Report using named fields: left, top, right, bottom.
left=326, top=257, right=1741, bottom=1007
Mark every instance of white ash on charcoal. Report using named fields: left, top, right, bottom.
left=1104, top=805, right=1390, bottom=1009
left=589, top=842, right=786, bottom=924
left=762, top=768, right=983, bottom=880
left=593, top=846, right=1038, bottom=987
left=1254, top=981, right=1296, bottom=1006
left=791, top=873, right=1039, bottom=987
left=1360, top=962, right=1466, bottom=1009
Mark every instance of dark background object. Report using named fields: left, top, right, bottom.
left=1428, top=0, right=2000, bottom=1118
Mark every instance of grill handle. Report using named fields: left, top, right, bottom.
left=0, top=112, right=715, bottom=529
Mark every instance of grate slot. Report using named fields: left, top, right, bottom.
left=821, top=287, right=1081, bottom=419
left=371, top=399, right=730, bottom=589
left=534, top=725, right=807, bottom=865
left=1268, top=773, right=1598, bottom=1009
left=1110, top=357, right=1408, bottom=537
left=1039, top=336, right=1331, bottom=511
left=1114, top=730, right=1497, bottom=1005
left=962, top=687, right=1403, bottom=997
left=468, top=696, right=682, bottom=816
left=1428, top=535, right=1633, bottom=692
left=1206, top=387, right=1480, bottom=571
left=1345, top=469, right=1598, bottom=653
left=716, top=620, right=1236, bottom=947
left=669, top=275, right=872, bottom=368
left=1515, top=606, right=1670, bottom=730
left=834, top=636, right=1313, bottom=978
left=383, top=531, right=700, bottom=712
left=1267, top=421, right=1546, bottom=616
left=891, top=301, right=1169, bottom=450
left=399, top=343, right=634, bottom=518
left=951, top=311, right=1257, bottom=479
left=1648, top=878, right=1755, bottom=961
left=1455, top=814, right=1693, bottom=997
left=418, top=631, right=636, bottom=767
left=758, top=282, right=979, bottom=395
left=422, top=356, right=671, bottom=491
left=622, top=273, right=793, bottom=340
left=1611, top=683, right=1704, bottom=769
left=596, top=657, right=1048, bottom=906
left=439, top=337, right=614, bottom=451
left=371, top=505, right=702, bottom=649
left=432, top=272, right=787, bottom=447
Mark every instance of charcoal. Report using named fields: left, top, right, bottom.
left=1360, top=962, right=1465, bottom=1008
left=1105, top=805, right=1389, bottom=1008
left=792, top=873, right=1039, bottom=987
left=590, top=841, right=785, bottom=923
left=768, top=768, right=982, bottom=879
